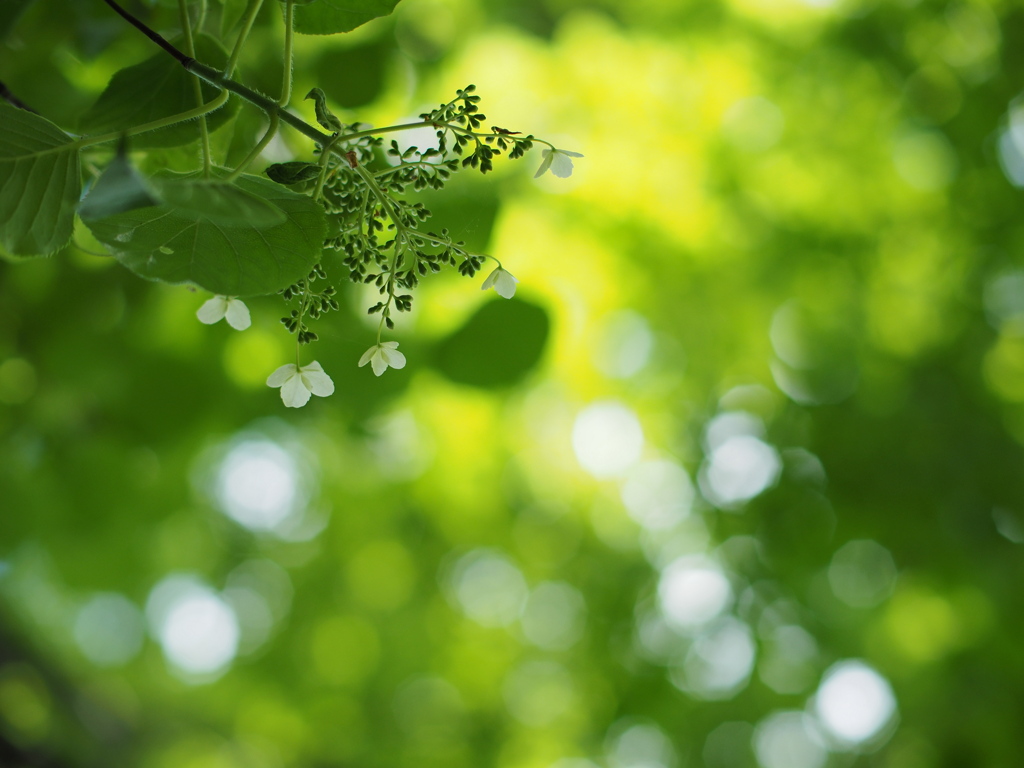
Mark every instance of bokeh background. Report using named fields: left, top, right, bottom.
left=2, top=0, right=1024, bottom=766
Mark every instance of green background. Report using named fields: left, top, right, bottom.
left=2, top=0, right=1024, bottom=766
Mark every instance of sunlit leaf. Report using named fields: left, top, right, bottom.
left=77, top=33, right=238, bottom=148
left=432, top=298, right=549, bottom=388
left=0, top=103, right=81, bottom=256
left=293, top=0, right=403, bottom=35
left=84, top=173, right=326, bottom=296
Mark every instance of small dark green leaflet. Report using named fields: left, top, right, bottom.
left=84, top=173, right=327, bottom=297
left=266, top=161, right=323, bottom=187
left=0, top=103, right=82, bottom=257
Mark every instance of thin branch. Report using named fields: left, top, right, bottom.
left=98, top=0, right=530, bottom=165
left=100, top=0, right=192, bottom=67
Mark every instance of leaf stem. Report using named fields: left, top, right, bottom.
left=295, top=278, right=311, bottom=365
left=312, top=137, right=337, bottom=202
left=76, top=90, right=229, bottom=150
left=225, top=112, right=279, bottom=181
left=225, top=0, right=263, bottom=77
left=178, top=0, right=211, bottom=177
left=279, top=0, right=295, bottom=107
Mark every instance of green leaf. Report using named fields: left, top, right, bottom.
left=153, top=177, right=287, bottom=227
left=77, top=33, right=237, bottom=148
left=305, top=88, right=342, bottom=133
left=80, top=158, right=285, bottom=227
left=79, top=151, right=160, bottom=221
left=0, top=103, right=81, bottom=256
left=293, top=0, right=403, bottom=35
left=266, top=161, right=323, bottom=186
left=83, top=173, right=327, bottom=297
left=432, top=298, right=550, bottom=388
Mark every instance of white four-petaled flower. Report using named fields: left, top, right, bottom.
left=534, top=147, right=583, bottom=179
left=266, top=361, right=335, bottom=407
left=359, top=341, right=407, bottom=376
left=197, top=295, right=251, bottom=330
left=481, top=266, right=518, bottom=299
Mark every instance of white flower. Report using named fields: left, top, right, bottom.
left=534, top=147, right=583, bottom=179
left=197, top=295, right=251, bottom=330
left=358, top=341, right=407, bottom=376
left=266, top=361, right=335, bottom=407
left=481, top=266, right=518, bottom=299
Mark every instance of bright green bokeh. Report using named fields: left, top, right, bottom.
left=2, top=0, right=1024, bottom=766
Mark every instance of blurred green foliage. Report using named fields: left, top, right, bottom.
left=3, top=0, right=1024, bottom=767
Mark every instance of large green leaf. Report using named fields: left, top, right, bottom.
left=294, top=0, right=403, bottom=35
left=80, top=157, right=286, bottom=227
left=84, top=173, right=327, bottom=297
left=154, top=178, right=287, bottom=227
left=77, top=33, right=237, bottom=148
left=432, top=298, right=550, bottom=388
left=0, top=103, right=81, bottom=256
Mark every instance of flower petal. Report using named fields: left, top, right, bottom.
left=280, top=375, right=311, bottom=407
left=482, top=267, right=504, bottom=292
left=380, top=341, right=400, bottom=350
left=370, top=349, right=388, bottom=376
left=358, top=345, right=377, bottom=367
left=266, top=364, right=297, bottom=388
left=494, top=270, right=518, bottom=299
left=533, top=149, right=555, bottom=179
left=381, top=347, right=406, bottom=369
left=301, top=368, right=335, bottom=397
left=559, top=150, right=584, bottom=157
left=197, top=296, right=228, bottom=324
left=549, top=151, right=575, bottom=178
left=224, top=299, right=251, bottom=331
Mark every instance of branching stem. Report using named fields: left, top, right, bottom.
left=100, top=0, right=552, bottom=170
